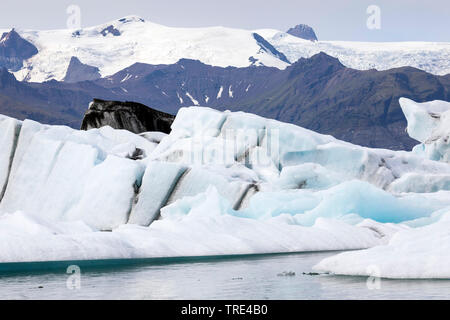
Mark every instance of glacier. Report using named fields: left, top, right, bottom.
left=256, top=29, right=450, bottom=76
left=3, top=16, right=449, bottom=82
left=0, top=99, right=449, bottom=279
left=8, top=16, right=289, bottom=83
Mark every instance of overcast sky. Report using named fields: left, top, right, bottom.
left=1, top=0, right=449, bottom=41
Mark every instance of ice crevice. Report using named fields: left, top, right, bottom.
left=0, top=116, right=22, bottom=201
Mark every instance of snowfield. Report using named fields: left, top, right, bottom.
left=2, top=15, right=449, bottom=82
left=0, top=98, right=449, bottom=279
left=256, top=29, right=450, bottom=75
left=8, top=15, right=289, bottom=82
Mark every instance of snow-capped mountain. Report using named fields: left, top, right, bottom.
left=1, top=15, right=449, bottom=83
left=6, top=15, right=289, bottom=82
left=257, top=28, right=450, bottom=75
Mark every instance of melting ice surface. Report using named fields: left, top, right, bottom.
left=0, top=98, right=449, bottom=279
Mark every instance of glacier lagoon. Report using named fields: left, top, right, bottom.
left=0, top=98, right=449, bottom=284
left=1, top=253, right=449, bottom=300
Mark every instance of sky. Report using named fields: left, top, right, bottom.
left=0, top=0, right=449, bottom=41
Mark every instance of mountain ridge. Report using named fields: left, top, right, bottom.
left=1, top=52, right=448, bottom=150
left=1, top=16, right=449, bottom=83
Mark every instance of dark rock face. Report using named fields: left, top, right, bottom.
left=100, top=25, right=121, bottom=37
left=64, top=57, right=101, bottom=83
left=252, top=33, right=290, bottom=64
left=287, top=24, right=318, bottom=41
left=0, top=67, right=17, bottom=88
left=0, top=29, right=38, bottom=71
left=81, top=99, right=175, bottom=134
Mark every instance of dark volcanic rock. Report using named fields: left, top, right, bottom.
left=0, top=67, right=17, bottom=88
left=81, top=99, right=175, bottom=134
left=0, top=29, right=38, bottom=71
left=287, top=24, right=318, bottom=41
left=100, top=25, right=121, bottom=37
left=64, top=56, right=101, bottom=83
left=252, top=33, right=290, bottom=64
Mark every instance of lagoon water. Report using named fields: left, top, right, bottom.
left=0, top=252, right=449, bottom=300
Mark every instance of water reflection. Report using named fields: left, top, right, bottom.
left=0, top=252, right=449, bottom=300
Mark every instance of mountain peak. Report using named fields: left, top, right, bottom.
left=288, top=52, right=344, bottom=77
left=0, top=28, right=18, bottom=43
left=0, top=29, right=38, bottom=55
left=0, top=29, right=38, bottom=71
left=176, top=58, right=205, bottom=66
left=64, top=56, right=101, bottom=83
left=286, top=24, right=318, bottom=41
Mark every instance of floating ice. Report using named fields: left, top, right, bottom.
left=0, top=115, right=21, bottom=200
left=0, top=102, right=449, bottom=278
left=314, top=211, right=450, bottom=279
left=0, top=119, right=149, bottom=230
left=400, top=98, right=450, bottom=163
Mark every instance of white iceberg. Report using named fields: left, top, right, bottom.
left=314, top=211, right=450, bottom=279
left=0, top=101, right=449, bottom=279
left=400, top=98, right=450, bottom=163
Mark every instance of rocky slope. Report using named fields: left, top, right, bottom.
left=0, top=29, right=38, bottom=71
left=0, top=53, right=449, bottom=149
left=286, top=24, right=318, bottom=41
left=63, top=57, right=101, bottom=83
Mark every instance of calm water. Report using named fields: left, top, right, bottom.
left=0, top=252, right=449, bottom=300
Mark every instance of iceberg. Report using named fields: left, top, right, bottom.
left=0, top=119, right=155, bottom=230
left=0, top=115, right=21, bottom=200
left=400, top=98, right=450, bottom=163
left=0, top=100, right=449, bottom=279
left=314, top=211, right=450, bottom=279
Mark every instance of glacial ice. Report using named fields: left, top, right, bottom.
left=0, top=115, right=21, bottom=199
left=0, top=100, right=449, bottom=278
left=399, top=98, right=450, bottom=163
left=314, top=210, right=450, bottom=279
left=0, top=119, right=151, bottom=230
left=128, top=161, right=187, bottom=226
